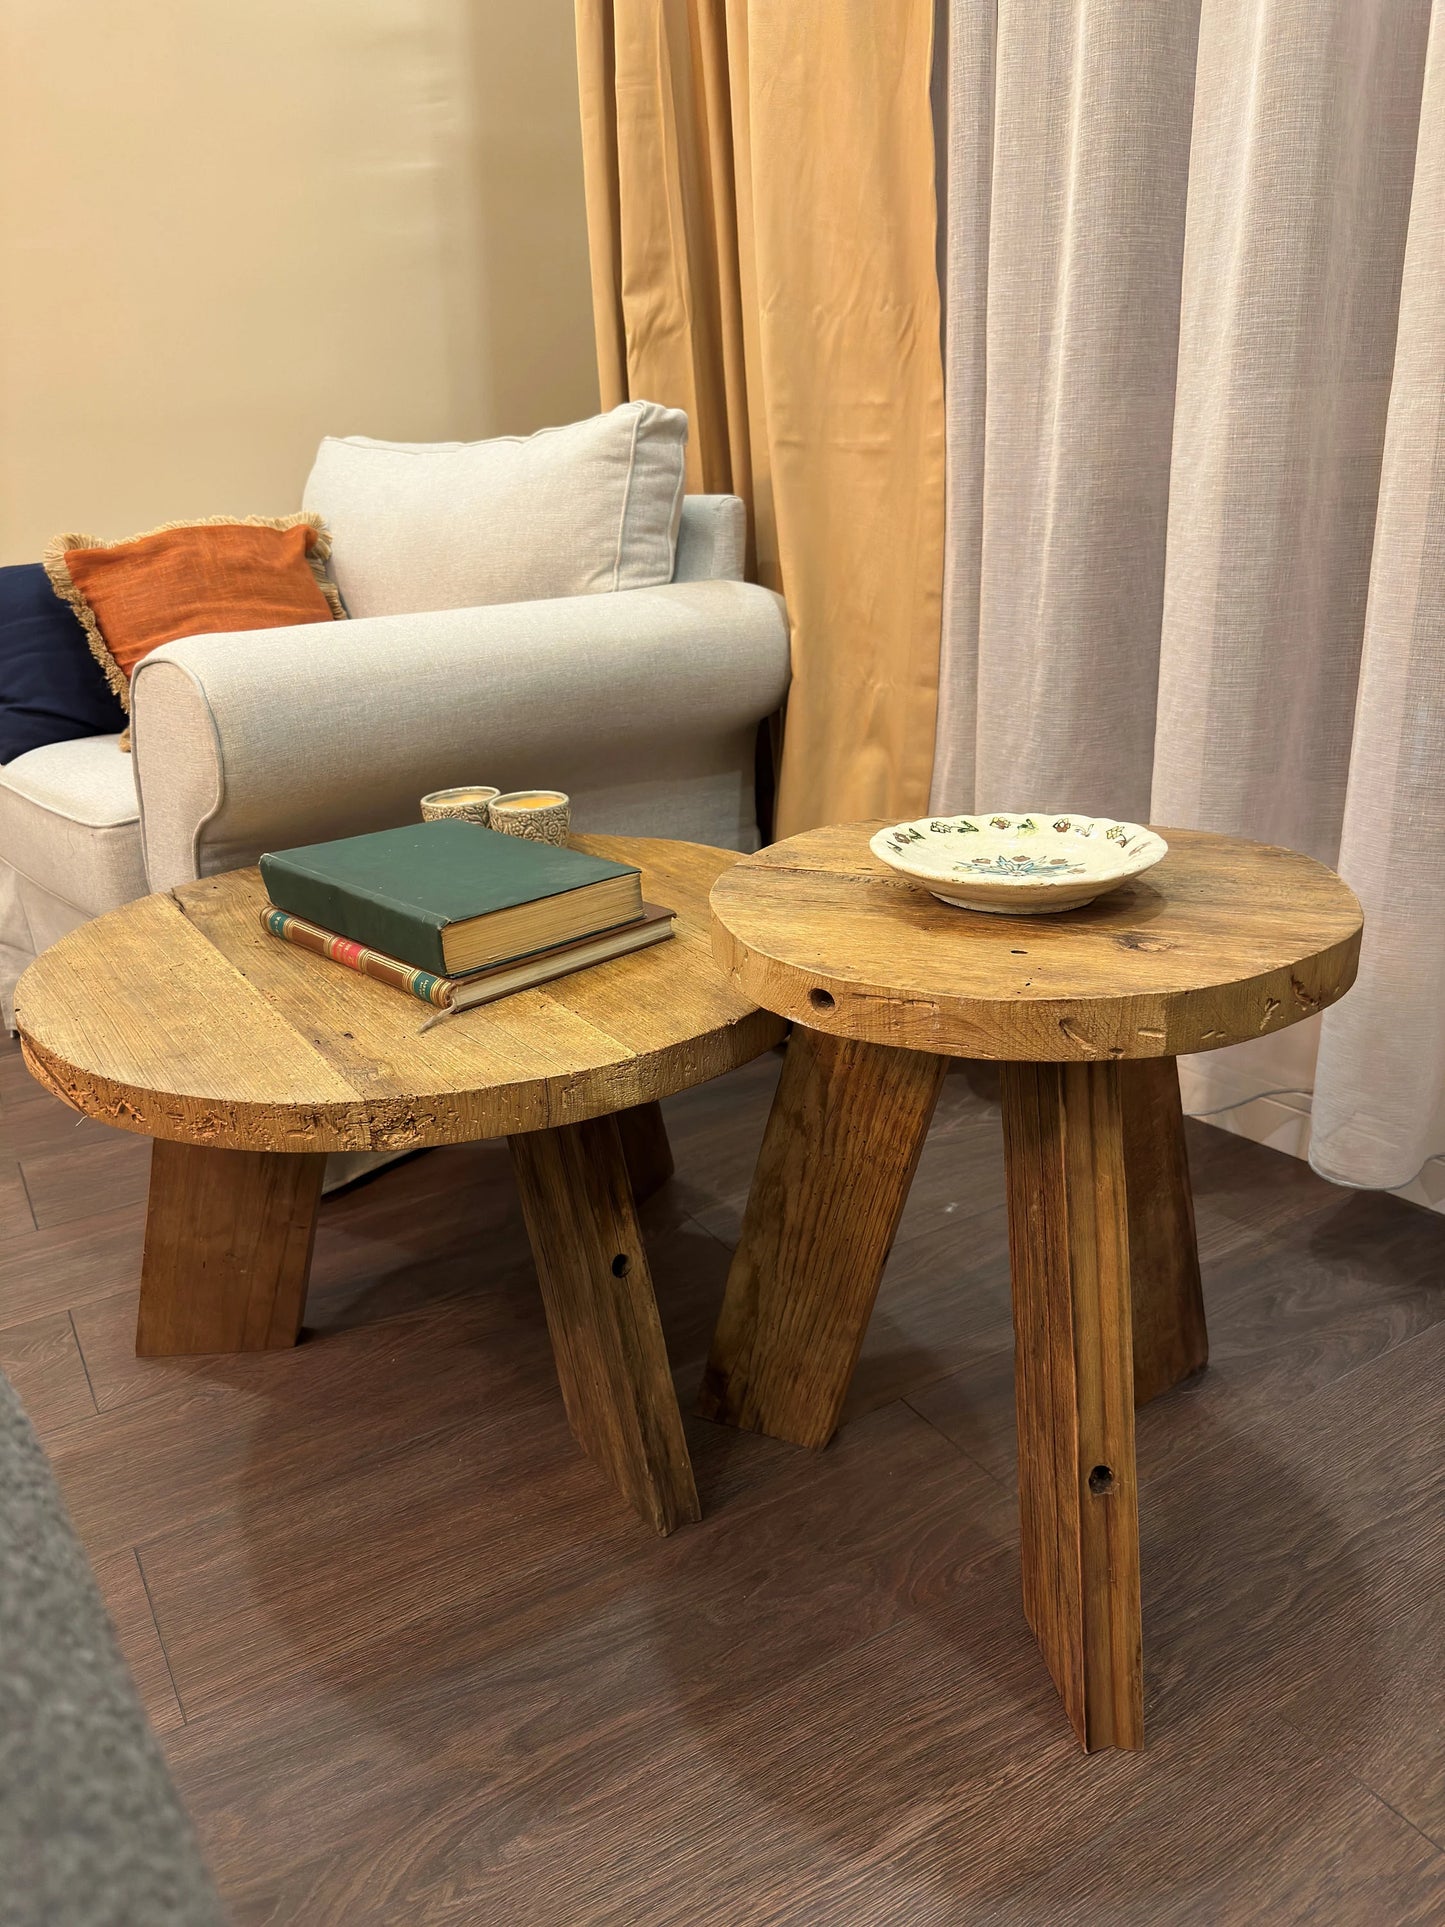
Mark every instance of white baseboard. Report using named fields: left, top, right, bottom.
left=1178, top=1058, right=1445, bottom=1215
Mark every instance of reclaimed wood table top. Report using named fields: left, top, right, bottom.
left=16, top=836, right=785, bottom=1154
left=709, top=822, right=1364, bottom=1061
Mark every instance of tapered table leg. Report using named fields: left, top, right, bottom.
left=509, top=1114, right=699, bottom=1535
left=1121, top=1058, right=1208, bottom=1406
left=1001, top=1060, right=1144, bottom=1751
left=698, top=1027, right=947, bottom=1449
left=136, top=1140, right=326, bottom=1355
left=616, top=1099, right=675, bottom=1204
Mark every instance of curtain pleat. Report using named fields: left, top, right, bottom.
left=1312, top=5, right=1445, bottom=1188
left=575, top=3, right=630, bottom=411
left=1153, top=0, right=1429, bottom=859
left=933, top=0, right=1445, bottom=1192
left=933, top=0, right=1199, bottom=820
left=931, top=1, right=994, bottom=816
left=577, top=1, right=743, bottom=491
left=575, top=0, right=945, bottom=837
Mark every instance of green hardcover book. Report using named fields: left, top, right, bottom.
left=259, top=820, right=643, bottom=976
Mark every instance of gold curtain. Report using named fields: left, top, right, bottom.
left=575, top=0, right=944, bottom=838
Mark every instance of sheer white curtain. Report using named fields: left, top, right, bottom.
left=932, top=0, right=1445, bottom=1195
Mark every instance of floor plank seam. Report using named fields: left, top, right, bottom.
left=133, top=1546, right=188, bottom=1725
left=66, top=1308, right=101, bottom=1418
left=6, top=1035, right=1445, bottom=1917
left=1195, top=1310, right=1445, bottom=1446
left=116, top=1397, right=573, bottom=1572
left=15, top=1158, right=37, bottom=1232
left=889, top=1192, right=1009, bottom=1255
left=1280, top=1713, right=1445, bottom=1862
left=1344, top=1775, right=1445, bottom=1863
left=676, top=1204, right=740, bottom=1257
left=1123, top=1297, right=1445, bottom=1500
left=902, top=1389, right=1013, bottom=1493
left=42, top=1263, right=552, bottom=1434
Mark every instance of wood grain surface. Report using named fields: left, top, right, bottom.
left=1123, top=1059, right=1209, bottom=1406
left=5, top=1032, right=1445, bottom=1921
left=616, top=1099, right=676, bottom=1205
left=1001, top=1059, right=1144, bottom=1751
left=15, top=838, right=786, bottom=1151
left=710, top=822, right=1363, bottom=1060
left=510, top=1115, right=701, bottom=1534
left=698, top=1027, right=946, bottom=1448
left=704, top=828, right=1318, bottom=1749
left=136, top=1141, right=325, bottom=1355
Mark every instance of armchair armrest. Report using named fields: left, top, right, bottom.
left=131, top=578, right=789, bottom=890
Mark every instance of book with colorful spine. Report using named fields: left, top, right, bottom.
left=262, top=909, right=452, bottom=1005
left=259, top=902, right=675, bottom=1014
left=259, top=819, right=642, bottom=975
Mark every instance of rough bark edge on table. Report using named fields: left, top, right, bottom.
left=19, top=1004, right=786, bottom=1154
left=712, top=918, right=1362, bottom=1064
left=707, top=824, right=1363, bottom=1063
left=15, top=837, right=787, bottom=1151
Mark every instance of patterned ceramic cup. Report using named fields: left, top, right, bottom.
left=488, top=789, right=571, bottom=845
left=420, top=785, right=499, bottom=827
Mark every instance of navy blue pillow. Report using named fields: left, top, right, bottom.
left=0, top=562, right=127, bottom=765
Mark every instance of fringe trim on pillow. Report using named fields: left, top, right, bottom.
left=41, top=533, right=130, bottom=710
left=40, top=511, right=347, bottom=726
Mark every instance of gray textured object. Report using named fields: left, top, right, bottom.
left=0, top=1373, right=223, bottom=1927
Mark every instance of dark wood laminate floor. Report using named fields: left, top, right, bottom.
left=2, top=1032, right=1444, bottom=1926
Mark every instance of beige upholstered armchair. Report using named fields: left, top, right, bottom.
left=0, top=495, right=790, bottom=1027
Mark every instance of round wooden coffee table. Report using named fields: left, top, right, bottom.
left=699, top=822, right=1363, bottom=1747
left=15, top=836, right=784, bottom=1535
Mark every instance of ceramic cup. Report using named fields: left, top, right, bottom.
left=420, top=785, right=500, bottom=827
left=488, top=789, right=571, bottom=845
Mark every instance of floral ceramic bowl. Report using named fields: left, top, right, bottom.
left=871, top=812, right=1168, bottom=914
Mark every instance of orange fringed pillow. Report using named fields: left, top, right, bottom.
left=43, top=514, right=346, bottom=748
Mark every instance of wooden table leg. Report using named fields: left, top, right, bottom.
left=136, top=1140, right=326, bottom=1356
left=698, top=1027, right=947, bottom=1450
left=616, top=1099, right=675, bottom=1204
left=1000, top=1060, right=1144, bottom=1751
left=509, top=1114, right=700, bottom=1535
left=1121, top=1058, right=1208, bottom=1406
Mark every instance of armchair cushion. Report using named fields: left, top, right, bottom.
left=304, top=403, right=688, bottom=619
left=0, top=735, right=144, bottom=917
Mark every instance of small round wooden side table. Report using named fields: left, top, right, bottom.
left=699, top=822, right=1363, bottom=1749
left=16, top=836, right=785, bottom=1537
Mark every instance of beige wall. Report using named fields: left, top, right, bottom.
left=0, top=0, right=600, bottom=559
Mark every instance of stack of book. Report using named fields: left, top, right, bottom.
left=259, top=820, right=673, bottom=1013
